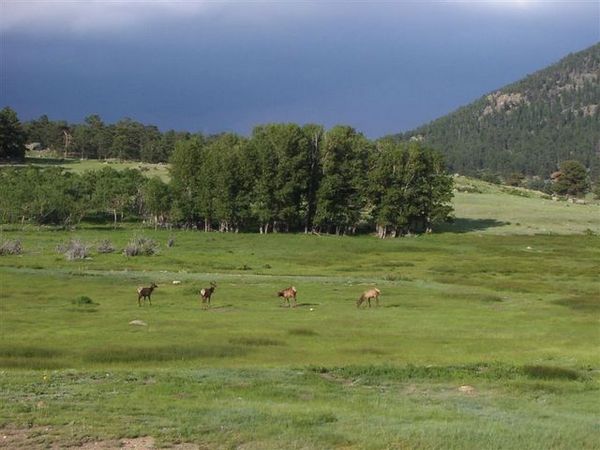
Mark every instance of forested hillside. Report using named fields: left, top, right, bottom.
left=392, top=43, right=600, bottom=179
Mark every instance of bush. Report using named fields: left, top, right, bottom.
left=97, top=239, right=115, bottom=254
left=56, top=238, right=91, bottom=260
left=72, top=296, right=97, bottom=306
left=0, top=239, right=23, bottom=255
left=123, top=235, right=159, bottom=257
left=478, top=171, right=502, bottom=185
left=456, top=185, right=483, bottom=194
left=501, top=187, right=532, bottom=198
left=526, top=177, right=549, bottom=192
left=505, top=172, right=524, bottom=187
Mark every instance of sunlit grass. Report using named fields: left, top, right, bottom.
left=0, top=182, right=598, bottom=448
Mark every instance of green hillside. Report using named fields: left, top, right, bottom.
left=392, top=43, right=600, bottom=179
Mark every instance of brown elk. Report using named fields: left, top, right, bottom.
left=200, top=282, right=217, bottom=308
left=356, top=288, right=381, bottom=308
left=137, top=282, right=158, bottom=306
left=278, top=286, right=297, bottom=308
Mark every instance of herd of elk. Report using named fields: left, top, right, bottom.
left=137, top=282, right=158, bottom=307
left=356, top=288, right=381, bottom=308
left=277, top=286, right=298, bottom=307
left=134, top=283, right=381, bottom=309
left=200, top=282, right=217, bottom=307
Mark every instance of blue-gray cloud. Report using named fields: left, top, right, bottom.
left=2, top=1, right=598, bottom=137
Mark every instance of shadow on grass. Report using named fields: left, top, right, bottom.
left=228, top=337, right=285, bottom=346
left=437, top=218, right=509, bottom=234
left=553, top=294, right=599, bottom=313
left=206, top=304, right=236, bottom=312
left=85, top=344, right=248, bottom=363
left=24, top=157, right=76, bottom=165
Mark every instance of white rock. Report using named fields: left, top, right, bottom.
left=129, top=320, right=147, bottom=326
left=458, top=385, right=476, bottom=394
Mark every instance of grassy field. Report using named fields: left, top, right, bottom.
left=0, top=163, right=599, bottom=449
left=18, top=155, right=171, bottom=182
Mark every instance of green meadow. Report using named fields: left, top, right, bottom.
left=0, top=174, right=599, bottom=448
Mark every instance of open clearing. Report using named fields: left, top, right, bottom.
left=0, top=167, right=599, bottom=449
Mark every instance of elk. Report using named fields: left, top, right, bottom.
left=356, top=288, right=381, bottom=308
left=200, top=282, right=217, bottom=308
left=278, top=286, right=297, bottom=308
left=137, top=282, right=158, bottom=307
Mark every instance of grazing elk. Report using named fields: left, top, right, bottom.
left=137, top=282, right=158, bottom=307
left=278, top=286, right=297, bottom=308
left=356, top=288, right=381, bottom=308
left=200, top=282, right=217, bottom=308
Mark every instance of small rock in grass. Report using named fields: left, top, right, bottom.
left=458, top=385, right=476, bottom=394
left=129, top=320, right=148, bottom=327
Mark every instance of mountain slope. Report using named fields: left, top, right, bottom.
left=391, top=43, right=600, bottom=179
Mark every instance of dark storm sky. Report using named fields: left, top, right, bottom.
left=1, top=1, right=599, bottom=137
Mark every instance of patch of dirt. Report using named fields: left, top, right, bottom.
left=206, top=304, right=236, bottom=312
left=0, top=425, right=56, bottom=449
left=0, top=428, right=199, bottom=449
left=318, top=372, right=355, bottom=386
left=458, top=385, right=477, bottom=395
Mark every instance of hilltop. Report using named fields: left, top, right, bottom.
left=391, top=43, right=600, bottom=179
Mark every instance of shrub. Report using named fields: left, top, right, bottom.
left=0, top=239, right=23, bottom=255
left=97, top=239, right=115, bottom=254
left=522, top=365, right=581, bottom=381
left=56, top=238, right=91, bottom=260
left=593, top=183, right=600, bottom=200
left=478, top=171, right=501, bottom=185
left=501, top=187, right=532, bottom=198
left=228, top=337, right=284, bottom=346
left=288, top=328, right=318, bottom=336
left=71, top=296, right=97, bottom=306
left=456, top=185, right=483, bottom=194
left=123, top=235, right=159, bottom=257
left=526, top=177, right=549, bottom=192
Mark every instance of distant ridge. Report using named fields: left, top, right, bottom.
left=390, top=43, right=600, bottom=179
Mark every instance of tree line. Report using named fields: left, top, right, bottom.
left=1, top=108, right=193, bottom=163
left=0, top=120, right=454, bottom=237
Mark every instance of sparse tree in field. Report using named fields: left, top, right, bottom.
left=302, top=124, right=324, bottom=233
left=169, top=137, right=204, bottom=227
left=79, top=114, right=113, bottom=160
left=205, top=133, right=253, bottom=232
left=369, top=141, right=453, bottom=238
left=249, top=124, right=311, bottom=233
left=593, top=182, right=600, bottom=200
left=22, top=114, right=68, bottom=151
left=142, top=177, right=172, bottom=229
left=553, top=160, right=590, bottom=197
left=0, top=107, right=27, bottom=161
left=86, top=167, right=145, bottom=227
left=0, top=167, right=88, bottom=226
left=314, top=126, right=370, bottom=234
left=505, top=172, right=525, bottom=187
